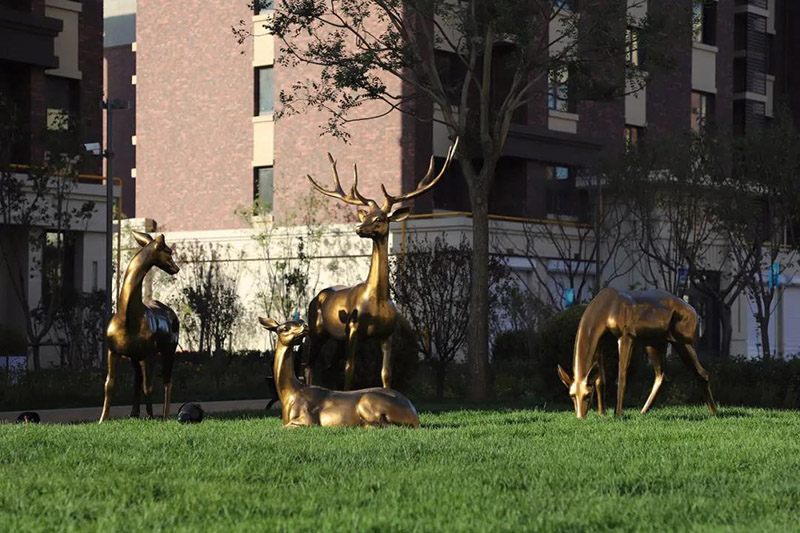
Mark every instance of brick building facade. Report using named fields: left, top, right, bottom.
left=125, top=0, right=798, bottom=358
left=1, top=0, right=112, bottom=367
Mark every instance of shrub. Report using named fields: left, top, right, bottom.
left=306, top=314, right=420, bottom=392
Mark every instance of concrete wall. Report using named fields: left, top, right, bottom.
left=136, top=213, right=799, bottom=360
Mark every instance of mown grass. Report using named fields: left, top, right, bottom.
left=1, top=406, right=799, bottom=532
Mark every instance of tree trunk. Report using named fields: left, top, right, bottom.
left=759, top=314, right=772, bottom=361
left=719, top=304, right=733, bottom=359
left=434, top=364, right=446, bottom=400
left=467, top=183, right=491, bottom=401
left=31, top=343, right=41, bottom=371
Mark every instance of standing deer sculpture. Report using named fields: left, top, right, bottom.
left=99, top=231, right=180, bottom=423
left=306, top=139, right=458, bottom=390
left=259, top=317, right=419, bottom=427
left=557, top=288, right=717, bottom=419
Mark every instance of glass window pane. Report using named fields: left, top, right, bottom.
left=257, top=167, right=274, bottom=211
left=692, top=2, right=704, bottom=42
left=254, top=0, right=274, bottom=15
left=258, top=67, right=274, bottom=115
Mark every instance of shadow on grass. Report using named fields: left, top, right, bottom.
left=207, top=409, right=281, bottom=421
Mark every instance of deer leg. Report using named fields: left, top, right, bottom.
left=99, top=349, right=117, bottom=424
left=595, top=350, right=606, bottom=416
left=162, top=349, right=175, bottom=420
left=674, top=343, right=717, bottom=415
left=344, top=325, right=359, bottom=391
left=131, top=358, right=143, bottom=418
left=380, top=336, right=392, bottom=389
left=305, top=333, right=326, bottom=386
left=641, top=344, right=667, bottom=415
left=616, top=336, right=634, bottom=417
left=141, top=359, right=155, bottom=419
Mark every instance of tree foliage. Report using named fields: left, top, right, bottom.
left=241, top=0, right=677, bottom=399
left=178, top=242, right=245, bottom=356
left=391, top=233, right=508, bottom=398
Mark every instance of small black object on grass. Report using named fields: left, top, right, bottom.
left=177, top=402, right=204, bottom=423
left=17, top=412, right=40, bottom=424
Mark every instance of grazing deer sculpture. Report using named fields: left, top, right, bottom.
left=259, top=317, right=419, bottom=427
left=99, top=231, right=180, bottom=423
left=306, top=139, right=459, bottom=390
left=557, top=288, right=717, bottom=419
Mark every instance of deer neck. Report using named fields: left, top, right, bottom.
left=274, top=343, right=302, bottom=398
left=117, top=251, right=151, bottom=325
left=366, top=236, right=389, bottom=301
left=573, top=317, right=607, bottom=382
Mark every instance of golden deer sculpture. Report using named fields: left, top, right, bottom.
left=259, top=317, right=420, bottom=427
left=557, top=288, right=717, bottom=419
left=99, top=231, right=180, bottom=423
left=306, top=139, right=458, bottom=390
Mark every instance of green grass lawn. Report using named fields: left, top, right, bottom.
left=1, top=406, right=799, bottom=532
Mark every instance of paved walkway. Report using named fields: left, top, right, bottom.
left=0, top=398, right=278, bottom=424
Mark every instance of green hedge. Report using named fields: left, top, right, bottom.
left=491, top=304, right=800, bottom=410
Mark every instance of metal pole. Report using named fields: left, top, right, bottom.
left=105, top=102, right=114, bottom=332
left=102, top=99, right=128, bottom=363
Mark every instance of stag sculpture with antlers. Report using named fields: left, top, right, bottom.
left=306, top=139, right=459, bottom=390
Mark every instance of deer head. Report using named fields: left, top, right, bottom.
left=558, top=364, right=596, bottom=419
left=307, top=139, right=459, bottom=239
left=259, top=317, right=308, bottom=347
left=131, top=231, right=180, bottom=275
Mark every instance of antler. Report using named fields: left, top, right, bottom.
left=380, top=137, right=459, bottom=212
left=307, top=153, right=377, bottom=208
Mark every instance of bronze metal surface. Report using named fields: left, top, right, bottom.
left=557, top=288, right=717, bottom=418
left=260, top=317, right=420, bottom=428
left=99, top=232, right=180, bottom=423
left=305, top=139, right=458, bottom=390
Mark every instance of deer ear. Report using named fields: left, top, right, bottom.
left=154, top=234, right=167, bottom=249
left=132, top=231, right=154, bottom=248
left=357, top=209, right=368, bottom=222
left=557, top=365, right=573, bottom=388
left=258, top=317, right=280, bottom=331
left=388, top=206, right=412, bottom=222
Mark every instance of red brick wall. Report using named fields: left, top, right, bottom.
left=104, top=44, right=136, bottom=217
left=78, top=0, right=103, bottom=176
left=715, top=0, right=735, bottom=133
left=647, top=1, right=693, bottom=140
left=272, top=36, right=405, bottom=223
left=136, top=1, right=254, bottom=231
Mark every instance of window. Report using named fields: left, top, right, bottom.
left=41, top=231, right=76, bottom=304
left=435, top=51, right=467, bottom=106
left=692, top=1, right=716, bottom=45
left=626, top=27, right=639, bottom=67
left=548, top=68, right=571, bottom=112
left=554, top=0, right=573, bottom=11
left=545, top=165, right=573, bottom=216
left=546, top=165, right=569, bottom=181
left=691, top=91, right=712, bottom=132
left=624, top=125, right=643, bottom=151
left=253, top=0, right=274, bottom=15
left=255, top=67, right=274, bottom=116
left=46, top=76, right=79, bottom=131
left=254, top=166, right=274, bottom=212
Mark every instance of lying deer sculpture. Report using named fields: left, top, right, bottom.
left=557, top=288, right=717, bottom=419
left=99, top=231, right=180, bottom=423
left=259, top=317, right=420, bottom=428
left=306, top=138, right=458, bottom=390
